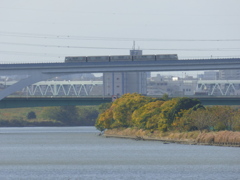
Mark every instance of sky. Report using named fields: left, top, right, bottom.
left=0, top=0, right=240, bottom=65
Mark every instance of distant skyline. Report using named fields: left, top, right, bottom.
left=0, top=0, right=240, bottom=63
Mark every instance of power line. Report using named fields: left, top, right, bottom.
left=1, top=31, right=240, bottom=42
left=1, top=42, right=239, bottom=51
left=0, top=50, right=65, bottom=58
left=0, top=42, right=129, bottom=50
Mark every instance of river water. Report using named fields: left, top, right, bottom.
left=0, top=127, right=239, bottom=180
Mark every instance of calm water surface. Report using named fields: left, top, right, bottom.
left=0, top=127, right=239, bottom=180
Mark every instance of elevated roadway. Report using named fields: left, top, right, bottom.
left=1, top=58, right=240, bottom=75
left=0, top=57, right=240, bottom=101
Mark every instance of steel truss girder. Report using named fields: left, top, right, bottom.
left=197, top=82, right=239, bottom=96
left=22, top=83, right=96, bottom=96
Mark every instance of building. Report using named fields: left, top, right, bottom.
left=219, top=70, right=240, bottom=80
left=201, top=71, right=219, bottom=80
left=147, top=74, right=198, bottom=96
left=103, top=49, right=147, bottom=96
left=103, top=71, right=147, bottom=96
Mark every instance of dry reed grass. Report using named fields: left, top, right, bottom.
left=105, top=128, right=240, bottom=146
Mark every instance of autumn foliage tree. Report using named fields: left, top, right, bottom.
left=132, top=100, right=164, bottom=130
left=207, top=106, right=236, bottom=131
left=176, top=105, right=240, bottom=132
left=112, top=93, right=155, bottom=127
left=156, top=97, right=201, bottom=131
left=95, top=93, right=240, bottom=132
left=96, top=94, right=202, bottom=132
left=95, top=93, right=156, bottom=130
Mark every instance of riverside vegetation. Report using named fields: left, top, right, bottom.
left=0, top=106, right=98, bottom=127
left=95, top=93, right=240, bottom=146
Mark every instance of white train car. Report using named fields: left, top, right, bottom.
left=156, top=54, right=178, bottom=60
left=87, top=56, right=109, bottom=62
left=64, top=54, right=179, bottom=63
left=133, top=55, right=156, bottom=61
left=65, top=56, right=87, bottom=63
left=109, top=55, right=132, bottom=62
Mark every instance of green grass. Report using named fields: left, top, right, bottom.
left=0, top=107, right=45, bottom=120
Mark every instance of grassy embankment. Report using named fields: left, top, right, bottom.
left=0, top=106, right=99, bottom=127
left=0, top=107, right=62, bottom=127
left=104, top=128, right=240, bottom=147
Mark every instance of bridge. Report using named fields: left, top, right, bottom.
left=0, top=96, right=112, bottom=108
left=0, top=96, right=239, bottom=109
left=0, top=79, right=239, bottom=108
left=0, top=57, right=240, bottom=107
left=1, top=80, right=102, bottom=96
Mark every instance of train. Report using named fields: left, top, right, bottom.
left=65, top=54, right=178, bottom=63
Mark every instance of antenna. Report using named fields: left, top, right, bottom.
left=132, top=41, right=135, bottom=50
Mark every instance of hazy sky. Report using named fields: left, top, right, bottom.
left=0, top=0, right=240, bottom=63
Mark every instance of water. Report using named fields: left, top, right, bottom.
left=0, top=127, right=239, bottom=180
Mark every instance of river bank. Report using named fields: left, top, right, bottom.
left=104, top=128, right=240, bottom=147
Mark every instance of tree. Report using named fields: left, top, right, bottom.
left=57, top=106, right=79, bottom=125
left=111, top=93, right=155, bottom=128
left=95, top=108, right=114, bottom=131
left=233, top=109, right=240, bottom=131
left=95, top=93, right=156, bottom=129
left=157, top=97, right=201, bottom=131
left=27, top=111, right=36, bottom=119
left=190, top=108, right=211, bottom=132
left=41, top=106, right=79, bottom=125
left=78, top=107, right=99, bottom=126
left=132, top=100, right=164, bottom=130
left=161, top=93, right=169, bottom=101
left=207, top=106, right=236, bottom=131
left=173, top=104, right=205, bottom=131
left=98, top=102, right=112, bottom=113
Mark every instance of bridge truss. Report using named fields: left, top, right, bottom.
left=197, top=80, right=240, bottom=96
left=17, top=81, right=103, bottom=97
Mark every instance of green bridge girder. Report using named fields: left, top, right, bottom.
left=0, top=96, right=240, bottom=109
left=0, top=97, right=112, bottom=108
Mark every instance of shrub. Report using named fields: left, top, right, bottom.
left=27, top=111, right=36, bottom=119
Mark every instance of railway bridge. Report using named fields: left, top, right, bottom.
left=0, top=57, right=240, bottom=106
